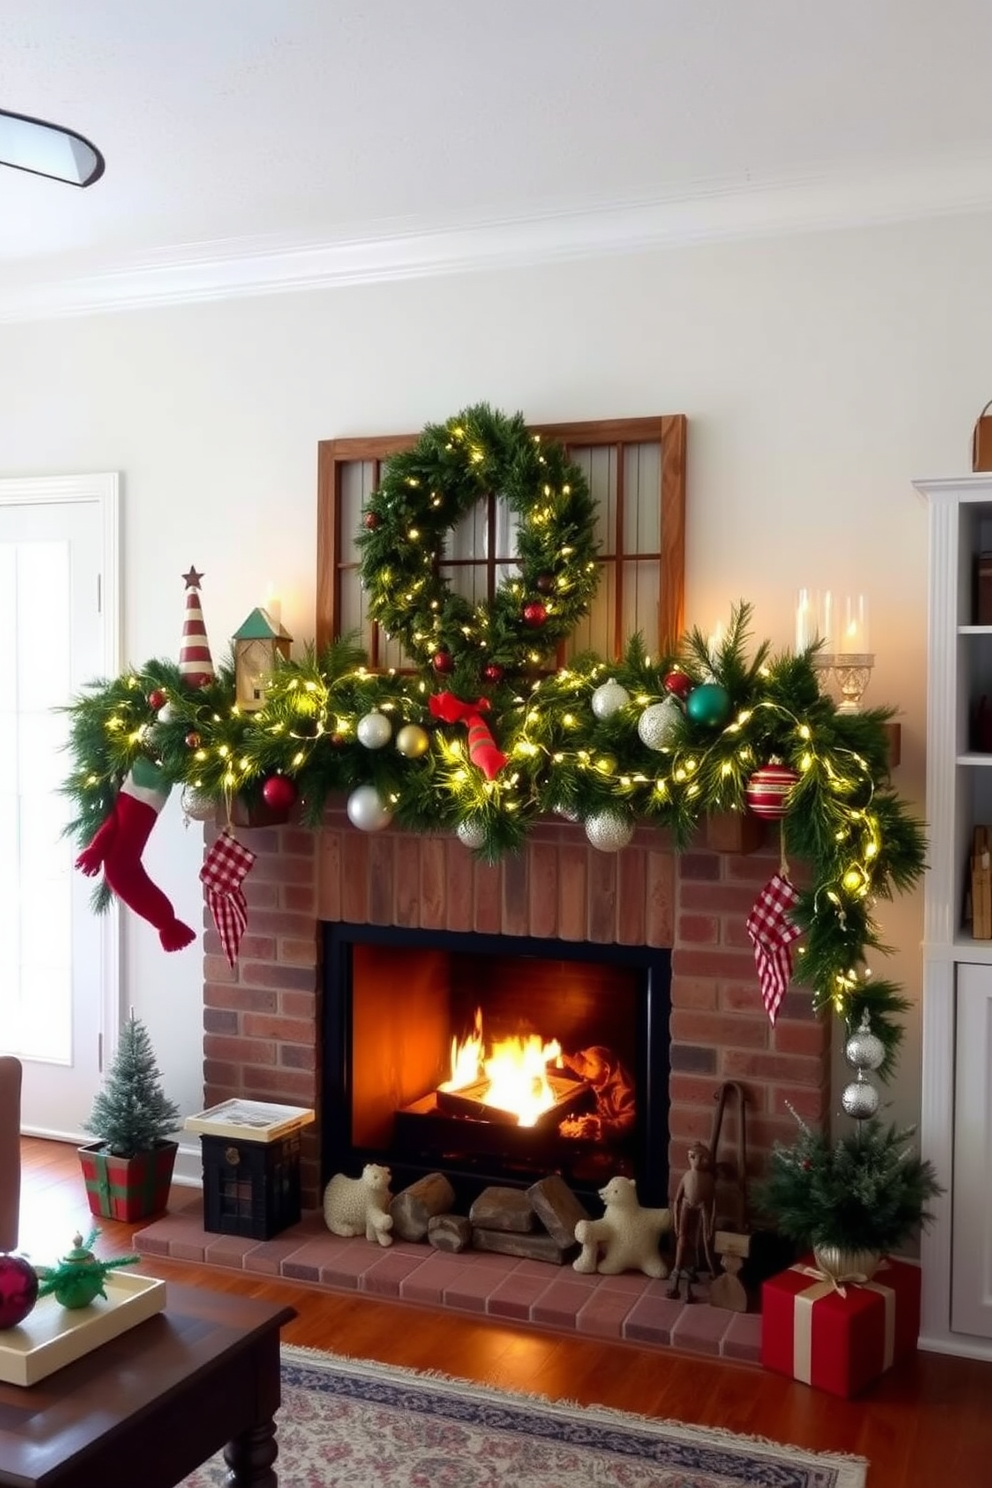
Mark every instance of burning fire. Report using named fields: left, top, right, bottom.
left=439, top=1007, right=562, bottom=1127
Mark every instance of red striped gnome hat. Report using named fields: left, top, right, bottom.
left=179, top=566, right=215, bottom=688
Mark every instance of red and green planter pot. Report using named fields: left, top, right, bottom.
left=77, top=1140, right=178, bottom=1222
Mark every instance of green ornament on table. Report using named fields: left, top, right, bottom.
left=35, top=1227, right=140, bottom=1309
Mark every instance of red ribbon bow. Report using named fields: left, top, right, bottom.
left=428, top=692, right=508, bottom=780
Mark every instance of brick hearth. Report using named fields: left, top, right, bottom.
left=199, top=806, right=830, bottom=1211
left=134, top=1186, right=764, bottom=1365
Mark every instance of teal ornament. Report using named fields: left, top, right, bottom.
left=686, top=682, right=731, bottom=728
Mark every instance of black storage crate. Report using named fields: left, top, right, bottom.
left=201, top=1131, right=302, bottom=1239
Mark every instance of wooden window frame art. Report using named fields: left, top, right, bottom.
left=316, top=415, right=686, bottom=665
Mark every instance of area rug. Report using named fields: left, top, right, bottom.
left=180, top=1344, right=867, bottom=1488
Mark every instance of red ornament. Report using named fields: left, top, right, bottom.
left=363, top=511, right=381, bottom=530
left=433, top=650, right=454, bottom=674
left=535, top=574, right=554, bottom=594
left=482, top=662, right=505, bottom=684
left=147, top=689, right=167, bottom=712
left=745, top=764, right=800, bottom=820
left=522, top=601, right=547, bottom=628
left=663, top=670, right=693, bottom=701
left=185, top=731, right=201, bottom=749
left=262, top=775, right=298, bottom=810
left=0, top=1253, right=39, bottom=1328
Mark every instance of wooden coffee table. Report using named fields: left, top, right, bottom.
left=0, top=1282, right=296, bottom=1487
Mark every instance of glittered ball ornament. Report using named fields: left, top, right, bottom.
left=147, top=689, right=167, bottom=712
left=522, top=601, right=547, bottom=628
left=482, top=662, right=505, bottom=685
left=662, top=670, right=693, bottom=702
left=591, top=677, right=631, bottom=721
left=841, top=1075, right=881, bottom=1120
left=262, top=774, right=297, bottom=811
left=456, top=820, right=487, bottom=850
left=685, top=682, right=732, bottom=728
left=844, top=1015, right=886, bottom=1073
left=0, top=1253, right=39, bottom=1328
left=346, top=784, right=394, bottom=832
left=362, top=511, right=381, bottom=530
left=637, top=697, right=683, bottom=750
left=184, top=731, right=201, bottom=750
left=744, top=764, right=800, bottom=820
left=584, top=809, right=635, bottom=853
left=357, top=710, right=393, bottom=749
left=181, top=785, right=215, bottom=822
left=396, top=724, right=430, bottom=759
left=433, top=650, right=454, bottom=675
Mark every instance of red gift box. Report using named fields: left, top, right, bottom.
left=761, top=1255, right=921, bottom=1397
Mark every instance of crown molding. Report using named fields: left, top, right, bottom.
left=3, top=152, right=992, bottom=323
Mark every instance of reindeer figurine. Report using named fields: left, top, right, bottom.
left=667, top=1140, right=717, bottom=1303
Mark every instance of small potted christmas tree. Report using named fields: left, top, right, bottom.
left=78, top=1014, right=181, bottom=1222
left=755, top=1112, right=943, bottom=1281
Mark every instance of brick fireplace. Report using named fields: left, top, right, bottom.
left=200, top=808, right=830, bottom=1214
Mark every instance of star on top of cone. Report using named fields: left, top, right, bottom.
left=178, top=565, right=215, bottom=688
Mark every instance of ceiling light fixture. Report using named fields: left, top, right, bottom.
left=0, top=106, right=104, bottom=187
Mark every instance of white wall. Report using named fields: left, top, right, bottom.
left=4, top=206, right=986, bottom=1154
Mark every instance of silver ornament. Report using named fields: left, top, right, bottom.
left=841, top=1074, right=880, bottom=1120
left=553, top=802, right=581, bottom=822
left=844, top=1013, right=885, bottom=1073
left=396, top=723, right=430, bottom=759
left=637, top=697, right=682, bottom=751
left=584, top=809, right=635, bottom=853
left=180, top=785, right=215, bottom=823
left=591, top=677, right=630, bottom=721
left=456, top=820, right=487, bottom=850
left=346, top=784, right=394, bottom=832
left=357, top=710, right=392, bottom=749
left=157, top=701, right=174, bottom=724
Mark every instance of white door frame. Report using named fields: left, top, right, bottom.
left=0, top=472, right=122, bottom=1131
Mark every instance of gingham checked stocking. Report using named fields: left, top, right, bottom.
left=200, top=831, right=257, bottom=968
left=746, top=872, right=802, bottom=1025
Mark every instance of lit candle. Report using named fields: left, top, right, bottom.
left=796, top=589, right=813, bottom=653
left=840, top=594, right=868, bottom=655
left=265, top=582, right=282, bottom=626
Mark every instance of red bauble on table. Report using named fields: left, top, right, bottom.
left=662, top=670, right=693, bottom=702
left=262, top=774, right=298, bottom=810
left=433, top=650, right=454, bottom=674
left=522, top=601, right=547, bottom=628
left=745, top=764, right=801, bottom=820
left=147, top=689, right=167, bottom=712
left=0, top=1252, right=39, bottom=1328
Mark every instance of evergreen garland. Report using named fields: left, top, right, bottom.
left=83, top=1015, right=181, bottom=1157
left=59, top=603, right=926, bottom=1064
left=753, top=1114, right=943, bottom=1253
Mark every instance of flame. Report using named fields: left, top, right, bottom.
left=439, top=1007, right=562, bottom=1127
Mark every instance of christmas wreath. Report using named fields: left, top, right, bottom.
left=355, top=403, right=601, bottom=687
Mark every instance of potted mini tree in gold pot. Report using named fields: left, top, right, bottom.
left=78, top=1014, right=181, bottom=1222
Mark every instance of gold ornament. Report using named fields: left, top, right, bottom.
left=396, top=724, right=430, bottom=759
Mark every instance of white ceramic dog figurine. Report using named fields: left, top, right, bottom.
left=573, top=1174, right=670, bottom=1278
left=322, top=1162, right=394, bottom=1246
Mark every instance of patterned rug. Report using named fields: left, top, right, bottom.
left=180, top=1344, right=868, bottom=1488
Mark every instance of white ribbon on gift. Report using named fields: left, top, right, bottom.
left=791, top=1263, right=897, bottom=1386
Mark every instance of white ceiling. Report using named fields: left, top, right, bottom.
left=4, top=1, right=992, bottom=318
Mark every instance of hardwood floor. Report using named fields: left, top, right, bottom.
left=17, top=1137, right=992, bottom=1486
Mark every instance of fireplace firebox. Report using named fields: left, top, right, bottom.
left=321, top=923, right=672, bottom=1210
